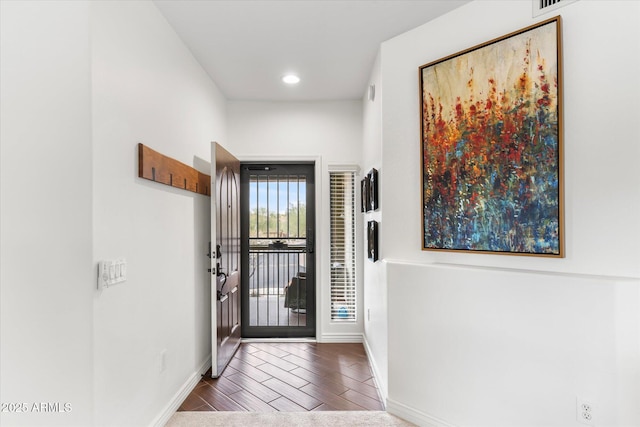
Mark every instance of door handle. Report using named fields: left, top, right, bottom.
left=217, top=272, right=228, bottom=300
left=217, top=291, right=228, bottom=303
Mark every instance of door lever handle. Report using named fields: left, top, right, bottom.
left=217, top=292, right=229, bottom=303
left=217, top=271, right=227, bottom=292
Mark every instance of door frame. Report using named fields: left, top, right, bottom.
left=238, top=156, right=322, bottom=339
left=240, top=160, right=316, bottom=338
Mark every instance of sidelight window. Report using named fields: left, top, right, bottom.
left=329, top=170, right=357, bottom=322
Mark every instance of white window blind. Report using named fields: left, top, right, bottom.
left=330, top=171, right=357, bottom=321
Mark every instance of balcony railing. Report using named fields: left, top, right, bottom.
left=247, top=241, right=306, bottom=327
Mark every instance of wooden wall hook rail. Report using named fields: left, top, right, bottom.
left=138, top=143, right=211, bottom=196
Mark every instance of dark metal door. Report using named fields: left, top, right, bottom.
left=211, top=143, right=241, bottom=377
left=240, top=163, right=315, bottom=338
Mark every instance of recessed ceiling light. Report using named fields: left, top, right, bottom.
left=282, top=74, right=300, bottom=85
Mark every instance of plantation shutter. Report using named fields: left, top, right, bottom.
left=330, top=171, right=357, bottom=321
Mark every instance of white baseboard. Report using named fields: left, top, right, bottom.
left=318, top=332, right=363, bottom=343
left=363, top=334, right=387, bottom=405
left=150, top=354, right=211, bottom=427
left=387, top=398, right=457, bottom=427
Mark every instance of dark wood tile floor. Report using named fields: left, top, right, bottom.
left=178, top=342, right=384, bottom=412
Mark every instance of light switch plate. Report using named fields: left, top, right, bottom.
left=98, top=258, right=127, bottom=289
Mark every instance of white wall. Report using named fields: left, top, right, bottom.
left=0, top=2, right=94, bottom=426
left=361, top=52, right=389, bottom=400
left=387, top=262, right=639, bottom=427
left=91, top=2, right=227, bottom=426
left=371, top=0, right=640, bottom=425
left=227, top=100, right=363, bottom=342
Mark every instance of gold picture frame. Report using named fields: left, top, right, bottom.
left=420, top=17, right=564, bottom=257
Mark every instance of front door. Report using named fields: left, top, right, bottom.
left=240, top=163, right=316, bottom=338
left=210, top=142, right=241, bottom=377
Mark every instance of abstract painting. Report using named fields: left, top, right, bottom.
left=420, top=17, right=563, bottom=256
left=361, top=177, right=369, bottom=213
left=368, top=220, right=379, bottom=262
left=361, top=169, right=379, bottom=213
left=368, top=168, right=379, bottom=212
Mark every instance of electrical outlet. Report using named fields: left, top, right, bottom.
left=577, top=397, right=595, bottom=426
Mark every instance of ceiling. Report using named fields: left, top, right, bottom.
left=153, top=0, right=469, bottom=101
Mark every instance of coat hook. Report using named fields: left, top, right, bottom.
left=152, top=167, right=156, bottom=181
left=184, top=178, right=187, bottom=189
left=170, top=174, right=173, bottom=186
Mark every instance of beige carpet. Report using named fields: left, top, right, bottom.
left=165, top=411, right=416, bottom=426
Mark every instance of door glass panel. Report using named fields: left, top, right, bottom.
left=241, top=164, right=315, bottom=338
left=248, top=175, right=307, bottom=327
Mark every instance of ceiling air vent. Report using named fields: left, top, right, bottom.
left=533, top=0, right=578, bottom=17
